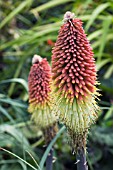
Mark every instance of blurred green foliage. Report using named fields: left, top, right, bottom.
left=0, top=0, right=113, bottom=170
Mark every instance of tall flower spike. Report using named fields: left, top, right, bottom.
left=28, top=54, right=58, bottom=143
left=52, top=11, right=100, bottom=152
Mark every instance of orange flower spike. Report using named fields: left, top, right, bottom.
left=28, top=55, right=57, bottom=131
left=52, top=12, right=100, bottom=152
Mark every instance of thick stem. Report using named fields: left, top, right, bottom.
left=46, top=148, right=53, bottom=170
left=76, top=148, right=88, bottom=170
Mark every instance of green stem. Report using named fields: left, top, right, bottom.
left=76, top=148, right=88, bottom=170
left=39, top=126, right=66, bottom=170
left=46, top=148, right=53, bottom=170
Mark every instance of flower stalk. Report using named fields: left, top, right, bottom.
left=46, top=148, right=53, bottom=170
left=76, top=148, right=88, bottom=170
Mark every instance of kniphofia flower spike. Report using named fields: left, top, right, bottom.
left=52, top=12, right=100, bottom=152
left=28, top=55, right=58, bottom=143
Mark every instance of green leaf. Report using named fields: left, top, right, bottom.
left=88, top=29, right=102, bottom=41
left=0, top=0, right=33, bottom=29
left=0, top=148, right=37, bottom=170
left=0, top=159, right=28, bottom=170
left=104, top=65, right=113, bottom=79
left=85, top=2, right=110, bottom=31
left=0, top=98, right=27, bottom=108
left=96, top=58, right=111, bottom=70
left=0, top=133, right=15, bottom=147
left=97, top=16, right=112, bottom=62
left=0, top=78, right=28, bottom=92
left=0, top=105, right=15, bottom=123
left=92, top=33, right=113, bottom=49
left=39, top=126, right=66, bottom=170
left=31, top=0, right=74, bottom=13
left=0, top=124, right=30, bottom=148
left=0, top=26, right=60, bottom=50
left=104, top=105, right=113, bottom=120
left=26, top=150, right=41, bottom=170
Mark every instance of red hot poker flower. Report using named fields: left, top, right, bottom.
left=28, top=55, right=57, bottom=130
left=52, top=12, right=97, bottom=103
left=52, top=12, right=100, bottom=151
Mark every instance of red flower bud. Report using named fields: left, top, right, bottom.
left=52, top=12, right=97, bottom=103
left=52, top=12, right=100, bottom=151
left=28, top=55, right=57, bottom=129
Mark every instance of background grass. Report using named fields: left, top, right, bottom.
left=0, top=0, right=113, bottom=170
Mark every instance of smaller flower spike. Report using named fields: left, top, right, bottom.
left=52, top=12, right=100, bottom=152
left=28, top=55, right=58, bottom=143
